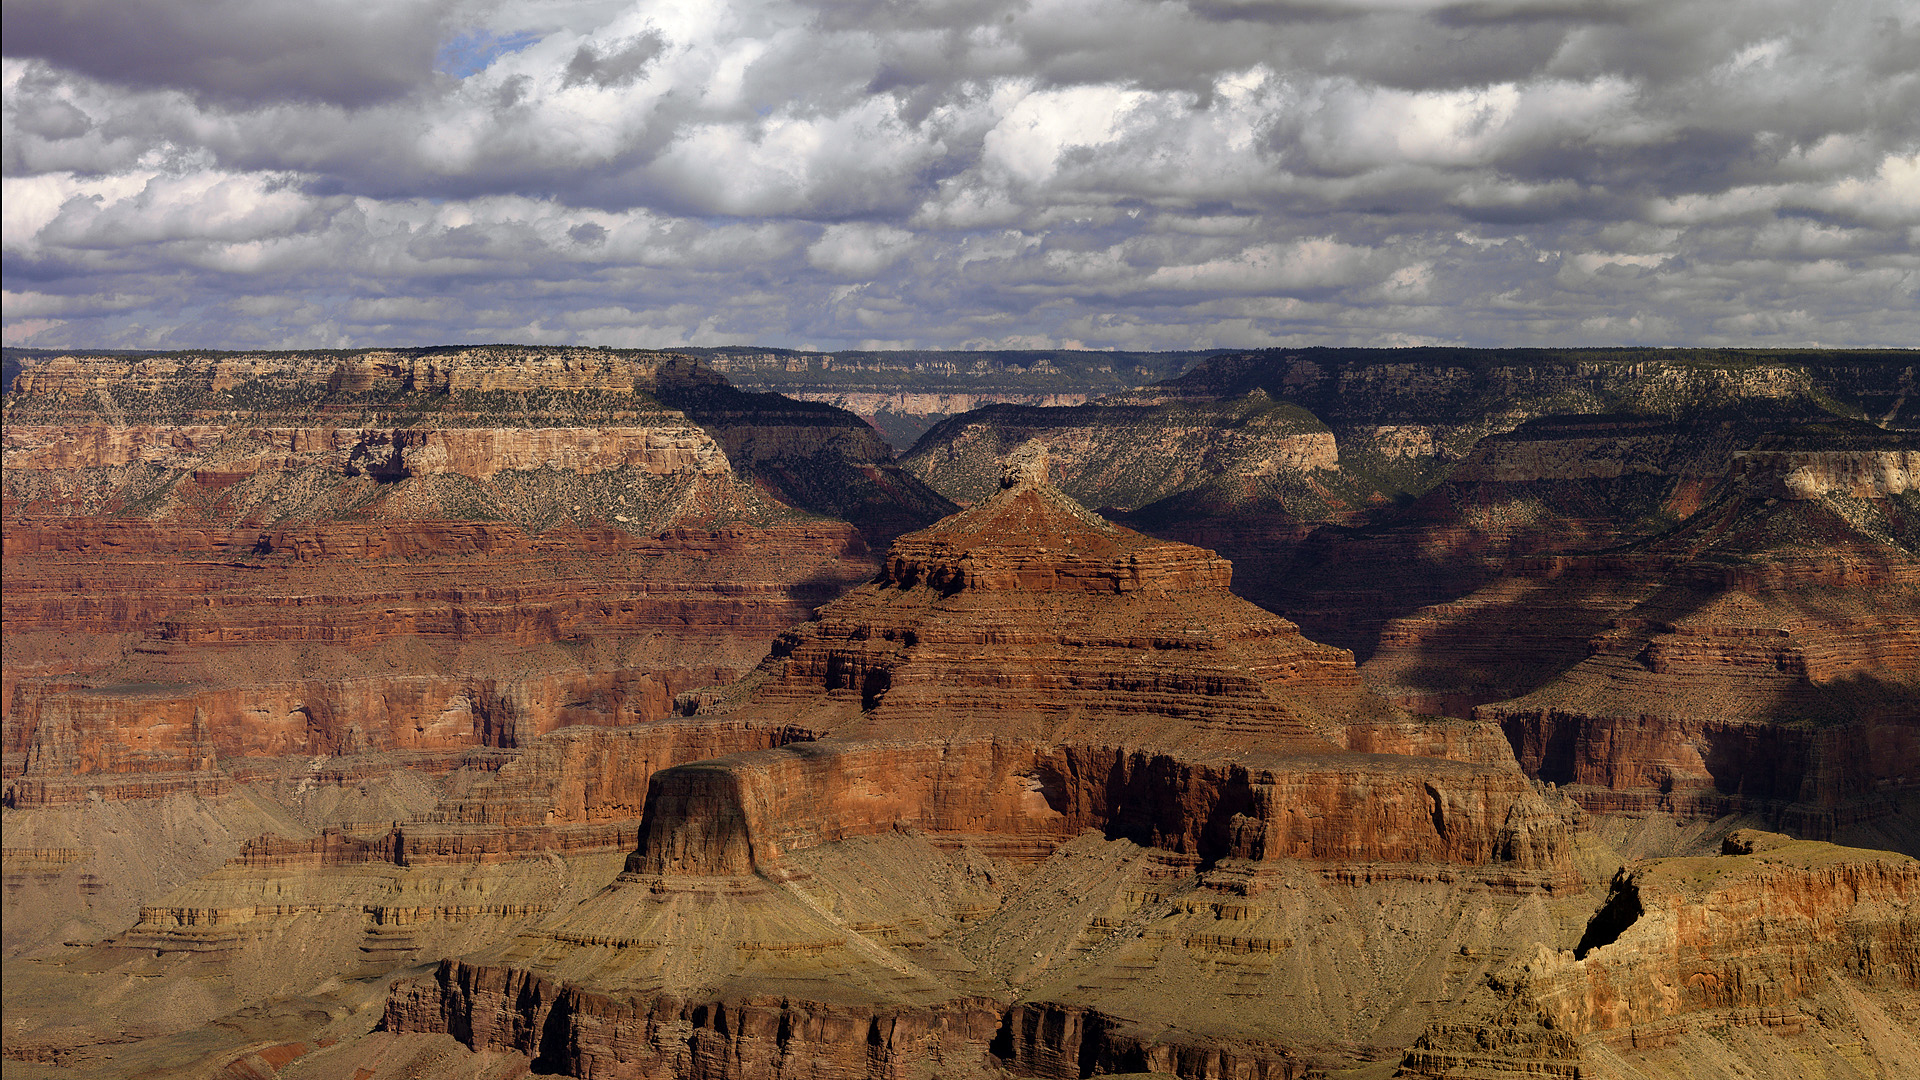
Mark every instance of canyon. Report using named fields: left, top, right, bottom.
left=3, top=346, right=1916, bottom=1080
left=683, top=347, right=1208, bottom=451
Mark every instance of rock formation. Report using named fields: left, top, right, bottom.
left=5, top=348, right=1916, bottom=1080
left=3, top=348, right=951, bottom=808
left=1398, top=831, right=1918, bottom=1079
left=1368, top=425, right=1920, bottom=839
left=902, top=350, right=1916, bottom=656
left=903, top=395, right=1340, bottom=512
left=685, top=346, right=1199, bottom=450
left=901, top=352, right=1919, bottom=845
left=375, top=454, right=1581, bottom=1078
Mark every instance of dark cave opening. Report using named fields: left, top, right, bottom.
left=1573, top=880, right=1644, bottom=959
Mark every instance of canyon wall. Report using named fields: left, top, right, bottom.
left=8, top=348, right=1916, bottom=1080
left=2, top=348, right=950, bottom=807
left=631, top=738, right=1574, bottom=887
left=1400, top=833, right=1919, bottom=1079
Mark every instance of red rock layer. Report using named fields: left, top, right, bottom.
left=1557, top=855, right=1916, bottom=1032
left=630, top=739, right=1574, bottom=889
left=1496, top=710, right=1919, bottom=833
left=2, top=522, right=871, bottom=806
left=616, top=467, right=1573, bottom=890
left=2, top=521, right=868, bottom=644
left=999, top=1002, right=1318, bottom=1080
left=1353, top=451, right=1920, bottom=832
left=419, top=718, right=822, bottom=830
left=3, top=346, right=955, bottom=806
left=383, top=962, right=1005, bottom=1080
left=382, top=466, right=1581, bottom=1078
left=1399, top=835, right=1919, bottom=1078
left=729, top=472, right=1374, bottom=753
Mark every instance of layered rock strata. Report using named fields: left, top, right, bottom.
left=3, top=348, right=949, bottom=806
left=1363, top=434, right=1920, bottom=834
left=1398, top=832, right=1919, bottom=1079
left=1, top=523, right=867, bottom=806
left=382, top=455, right=1581, bottom=1078
left=903, top=395, right=1338, bottom=511
left=902, top=350, right=1917, bottom=670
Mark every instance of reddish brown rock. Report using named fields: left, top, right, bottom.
left=1398, top=835, right=1919, bottom=1078
left=383, top=962, right=1006, bottom=1080
left=719, top=455, right=1386, bottom=755
left=999, top=1002, right=1319, bottom=1080
left=4, top=425, right=886, bottom=806
left=1354, top=428, right=1920, bottom=836
left=380, top=455, right=1581, bottom=1079
left=3, top=345, right=953, bottom=806
left=630, top=740, right=1571, bottom=888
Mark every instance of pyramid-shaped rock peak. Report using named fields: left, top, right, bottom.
left=737, top=458, right=1382, bottom=751
left=884, top=452, right=1233, bottom=595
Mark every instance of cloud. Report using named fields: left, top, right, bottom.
left=808, top=223, right=918, bottom=277
left=563, top=33, right=665, bottom=89
left=2, top=0, right=1915, bottom=351
left=0, top=0, right=450, bottom=107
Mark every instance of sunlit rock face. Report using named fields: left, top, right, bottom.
left=378, top=454, right=1588, bottom=1079
left=2, top=347, right=952, bottom=807
left=894, top=353, right=1920, bottom=838
left=7, top=350, right=1917, bottom=1080
left=1399, top=833, right=1919, bottom=1080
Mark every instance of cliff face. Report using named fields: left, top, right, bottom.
left=2, top=347, right=947, bottom=541
left=384, top=963, right=1005, bottom=1080
left=721, top=464, right=1393, bottom=755
left=1, top=347, right=950, bottom=807
left=686, top=345, right=1202, bottom=450
left=10, top=348, right=1917, bottom=1080
left=631, top=740, right=1571, bottom=887
left=1371, top=459, right=1920, bottom=831
left=0, top=422, right=732, bottom=478
left=0, top=522, right=868, bottom=806
left=376, top=462, right=1583, bottom=1079
left=2, top=667, right=748, bottom=806
left=902, top=396, right=1339, bottom=512
left=894, top=352, right=1919, bottom=833
left=1399, top=833, right=1919, bottom=1079
left=901, top=353, right=1916, bottom=658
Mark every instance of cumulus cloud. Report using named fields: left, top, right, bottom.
left=1, top=0, right=1915, bottom=350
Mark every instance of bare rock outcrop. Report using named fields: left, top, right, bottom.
left=2, top=347, right=950, bottom=807
left=382, top=460, right=1581, bottom=1078
left=1398, top=835, right=1919, bottom=1078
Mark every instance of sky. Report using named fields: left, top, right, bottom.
left=2, top=0, right=1916, bottom=352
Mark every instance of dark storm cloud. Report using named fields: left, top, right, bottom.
left=3, top=0, right=1915, bottom=351
left=563, top=33, right=665, bottom=89
left=0, top=0, right=448, bottom=107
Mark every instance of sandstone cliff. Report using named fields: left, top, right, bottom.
left=687, top=345, right=1200, bottom=450
left=2, top=347, right=950, bottom=807
left=1364, top=435, right=1920, bottom=836
left=376, top=459, right=1583, bottom=1079
left=903, top=395, right=1340, bottom=513
left=9, top=348, right=1917, bottom=1080
left=1398, top=832, right=1919, bottom=1079
left=901, top=351, right=1916, bottom=662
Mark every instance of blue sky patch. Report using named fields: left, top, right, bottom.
left=436, top=29, right=542, bottom=79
